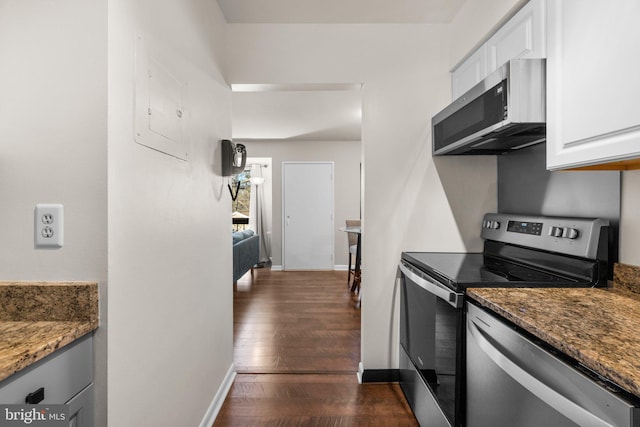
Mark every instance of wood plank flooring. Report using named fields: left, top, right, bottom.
left=233, top=269, right=360, bottom=373
left=214, top=269, right=418, bottom=426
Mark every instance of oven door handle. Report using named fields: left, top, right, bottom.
left=399, top=262, right=463, bottom=308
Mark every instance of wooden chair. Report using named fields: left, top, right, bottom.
left=345, top=219, right=361, bottom=288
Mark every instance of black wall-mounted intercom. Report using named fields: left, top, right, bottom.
left=221, top=139, right=247, bottom=176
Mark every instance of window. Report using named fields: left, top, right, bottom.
left=231, top=170, right=251, bottom=231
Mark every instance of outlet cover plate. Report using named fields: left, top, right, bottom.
left=35, top=204, right=64, bottom=248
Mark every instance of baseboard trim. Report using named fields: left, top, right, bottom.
left=361, top=368, right=400, bottom=383
left=271, top=265, right=354, bottom=271
left=199, top=363, right=236, bottom=427
left=271, top=264, right=353, bottom=271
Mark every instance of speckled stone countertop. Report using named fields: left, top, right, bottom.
left=0, top=281, right=99, bottom=382
left=612, top=263, right=640, bottom=296
left=467, top=263, right=640, bottom=398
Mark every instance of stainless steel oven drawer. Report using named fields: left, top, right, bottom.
left=400, top=347, right=452, bottom=427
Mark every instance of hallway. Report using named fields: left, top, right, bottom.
left=214, top=269, right=418, bottom=426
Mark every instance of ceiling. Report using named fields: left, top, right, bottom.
left=231, top=84, right=362, bottom=142
left=216, top=0, right=466, bottom=24
left=223, top=1, right=467, bottom=142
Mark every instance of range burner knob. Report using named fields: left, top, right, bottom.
left=483, top=220, right=501, bottom=230
left=549, top=226, right=563, bottom=237
left=563, top=228, right=579, bottom=239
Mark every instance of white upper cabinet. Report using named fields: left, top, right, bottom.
left=486, top=0, right=546, bottom=73
left=451, top=45, right=487, bottom=100
left=546, top=0, right=640, bottom=170
left=451, top=0, right=546, bottom=99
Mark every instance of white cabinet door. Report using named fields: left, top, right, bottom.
left=451, top=45, right=487, bottom=99
left=547, top=0, right=640, bottom=170
left=486, top=0, right=546, bottom=73
left=451, top=0, right=546, bottom=100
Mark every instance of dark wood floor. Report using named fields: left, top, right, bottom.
left=214, top=269, right=418, bottom=426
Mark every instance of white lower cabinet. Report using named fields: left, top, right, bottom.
left=546, top=0, right=640, bottom=170
left=0, top=335, right=94, bottom=427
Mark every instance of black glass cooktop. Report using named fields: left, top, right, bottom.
left=401, top=251, right=588, bottom=292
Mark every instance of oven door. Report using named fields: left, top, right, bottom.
left=398, top=261, right=465, bottom=427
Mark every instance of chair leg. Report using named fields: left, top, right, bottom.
left=347, top=253, right=352, bottom=287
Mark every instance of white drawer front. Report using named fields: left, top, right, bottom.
left=0, top=334, right=93, bottom=404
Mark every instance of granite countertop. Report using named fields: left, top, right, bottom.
left=0, top=281, right=99, bottom=382
left=467, top=263, right=640, bottom=398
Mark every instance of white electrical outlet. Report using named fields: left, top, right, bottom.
left=35, top=204, right=64, bottom=248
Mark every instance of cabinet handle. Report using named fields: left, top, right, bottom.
left=25, top=387, right=45, bottom=404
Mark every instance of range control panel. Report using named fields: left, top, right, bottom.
left=481, top=213, right=609, bottom=260
left=506, top=220, right=544, bottom=236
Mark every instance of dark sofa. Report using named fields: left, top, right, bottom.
left=232, top=229, right=260, bottom=282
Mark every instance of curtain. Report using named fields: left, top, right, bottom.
left=250, top=164, right=271, bottom=265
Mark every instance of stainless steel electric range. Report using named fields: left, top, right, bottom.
left=397, top=213, right=610, bottom=427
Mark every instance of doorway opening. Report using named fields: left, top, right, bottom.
left=230, top=82, right=363, bottom=375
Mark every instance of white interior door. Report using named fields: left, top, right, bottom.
left=283, top=162, right=334, bottom=270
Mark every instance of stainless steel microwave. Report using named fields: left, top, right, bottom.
left=432, top=58, right=546, bottom=155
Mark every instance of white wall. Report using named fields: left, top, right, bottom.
left=108, top=0, right=233, bottom=426
left=226, top=22, right=498, bottom=370
left=241, top=140, right=361, bottom=267
left=0, top=0, right=108, bottom=424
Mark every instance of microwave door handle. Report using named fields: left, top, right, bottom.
left=467, top=317, right=615, bottom=427
left=398, top=263, right=463, bottom=308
